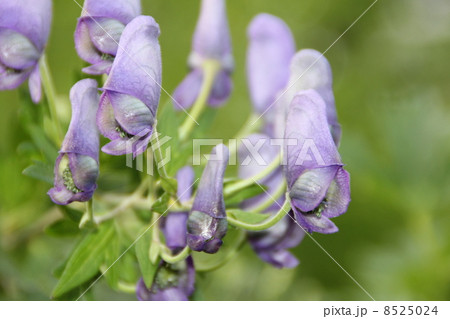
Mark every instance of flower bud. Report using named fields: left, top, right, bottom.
left=187, top=144, right=229, bottom=254
left=285, top=90, right=350, bottom=234
left=96, top=16, right=161, bottom=157
left=48, top=79, right=100, bottom=205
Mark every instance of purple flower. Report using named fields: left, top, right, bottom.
left=0, top=0, right=52, bottom=103
left=48, top=79, right=100, bottom=205
left=285, top=90, right=350, bottom=234
left=239, top=134, right=304, bottom=268
left=173, top=0, right=233, bottom=109
left=137, top=166, right=196, bottom=301
left=274, top=49, right=341, bottom=145
left=246, top=14, right=295, bottom=116
left=187, top=144, right=229, bottom=254
left=96, top=16, right=161, bottom=157
left=74, top=0, right=141, bottom=75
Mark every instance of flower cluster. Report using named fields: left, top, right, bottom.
left=1, top=0, right=352, bottom=301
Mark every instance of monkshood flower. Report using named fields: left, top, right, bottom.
left=137, top=166, right=195, bottom=301
left=0, top=0, right=52, bottom=103
left=97, top=16, right=161, bottom=157
left=173, top=0, right=233, bottom=109
left=285, top=90, right=350, bottom=234
left=239, top=134, right=304, bottom=268
left=187, top=144, right=229, bottom=254
left=246, top=14, right=295, bottom=116
left=274, top=49, right=342, bottom=145
left=48, top=79, right=100, bottom=205
left=74, top=0, right=141, bottom=75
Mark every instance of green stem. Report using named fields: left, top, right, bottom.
left=250, top=180, right=287, bottom=213
left=79, top=199, right=95, bottom=228
left=178, top=60, right=221, bottom=142
left=150, top=126, right=168, bottom=178
left=223, top=152, right=283, bottom=198
left=160, top=246, right=190, bottom=264
left=116, top=281, right=137, bottom=294
left=149, top=213, right=161, bottom=264
left=39, top=54, right=63, bottom=143
left=227, top=197, right=291, bottom=231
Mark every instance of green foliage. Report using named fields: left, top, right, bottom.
left=227, top=210, right=269, bottom=224
left=52, top=222, right=116, bottom=298
left=135, top=228, right=159, bottom=288
left=22, top=160, right=53, bottom=184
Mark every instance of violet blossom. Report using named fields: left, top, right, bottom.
left=239, top=134, right=304, bottom=268
left=0, top=0, right=52, bottom=103
left=96, top=16, right=161, bottom=157
left=274, top=49, right=342, bottom=145
left=187, top=144, right=229, bottom=254
left=48, top=79, right=100, bottom=205
left=173, top=0, right=233, bottom=109
left=74, top=0, right=141, bottom=75
left=285, top=90, right=350, bottom=234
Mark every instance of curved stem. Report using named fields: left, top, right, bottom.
left=39, top=54, right=63, bottom=143
left=179, top=60, right=221, bottom=142
left=79, top=199, right=95, bottom=228
left=227, top=197, right=291, bottom=231
left=160, top=246, right=190, bottom=264
left=95, top=177, right=149, bottom=224
left=250, top=180, right=287, bottom=213
left=223, top=152, right=283, bottom=198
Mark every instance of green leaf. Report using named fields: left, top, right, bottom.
left=228, top=210, right=270, bottom=224
left=59, top=206, right=83, bottom=223
left=27, top=124, right=59, bottom=163
left=151, top=193, right=170, bottom=214
left=135, top=228, right=159, bottom=288
left=52, top=222, right=116, bottom=298
left=45, top=219, right=80, bottom=237
left=225, top=183, right=266, bottom=206
left=22, top=160, right=53, bottom=184
left=103, top=228, right=120, bottom=289
left=159, top=176, right=178, bottom=195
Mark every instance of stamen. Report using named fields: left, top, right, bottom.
left=62, top=166, right=82, bottom=194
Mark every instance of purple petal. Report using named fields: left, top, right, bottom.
left=61, top=79, right=100, bottom=160
left=247, top=14, right=295, bottom=114
left=28, top=63, right=41, bottom=103
left=0, top=0, right=52, bottom=52
left=292, top=207, right=338, bottom=234
left=208, top=70, right=232, bottom=107
left=161, top=213, right=188, bottom=251
left=172, top=70, right=202, bottom=110
left=84, top=17, right=125, bottom=56
left=74, top=18, right=103, bottom=65
left=284, top=90, right=342, bottom=188
left=191, top=0, right=232, bottom=65
left=0, top=28, right=39, bottom=70
left=82, top=60, right=113, bottom=75
left=81, top=0, right=141, bottom=25
left=104, top=16, right=161, bottom=116
left=176, top=166, right=195, bottom=203
left=0, top=65, right=31, bottom=90
left=321, top=167, right=351, bottom=218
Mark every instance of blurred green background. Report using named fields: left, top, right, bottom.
left=1, top=0, right=450, bottom=300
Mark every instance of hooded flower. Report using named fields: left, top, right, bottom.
left=187, top=144, right=229, bottom=254
left=173, top=0, right=233, bottom=109
left=96, top=16, right=161, bottom=157
left=74, top=0, right=141, bottom=75
left=246, top=14, right=295, bottom=116
left=285, top=90, right=350, bottom=234
left=137, top=166, right=195, bottom=301
left=0, top=0, right=52, bottom=103
left=239, top=134, right=304, bottom=268
left=274, top=49, right=341, bottom=145
left=48, top=79, right=100, bottom=205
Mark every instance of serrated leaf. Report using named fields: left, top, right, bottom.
left=22, top=160, right=53, bottom=184
left=228, top=210, right=270, bottom=224
left=135, top=228, right=159, bottom=288
left=52, top=222, right=116, bottom=298
left=224, top=183, right=266, bottom=206
left=45, top=219, right=80, bottom=237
